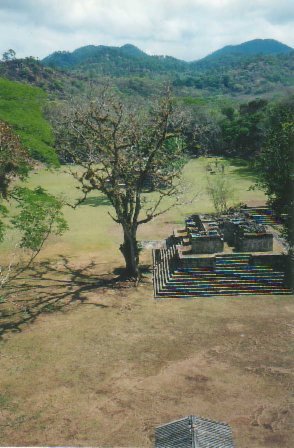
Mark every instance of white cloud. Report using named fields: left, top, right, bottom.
left=0, top=0, right=293, bottom=60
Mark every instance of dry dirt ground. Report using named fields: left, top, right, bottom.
left=0, top=256, right=293, bottom=447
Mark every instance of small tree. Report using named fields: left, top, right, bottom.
left=0, top=121, right=67, bottom=292
left=206, top=162, right=234, bottom=214
left=2, top=49, right=16, bottom=62
left=55, top=90, right=186, bottom=279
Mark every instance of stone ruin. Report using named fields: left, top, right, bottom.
left=222, top=215, right=273, bottom=252
left=152, top=206, right=291, bottom=298
left=184, top=208, right=274, bottom=254
left=185, top=214, right=224, bottom=254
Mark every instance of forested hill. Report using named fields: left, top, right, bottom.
left=208, top=38, right=293, bottom=56
left=196, top=38, right=293, bottom=66
left=1, top=39, right=293, bottom=99
left=42, top=43, right=188, bottom=73
left=0, top=57, right=89, bottom=96
left=40, top=39, right=294, bottom=98
left=42, top=39, right=293, bottom=72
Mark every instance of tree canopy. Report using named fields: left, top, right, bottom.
left=55, top=89, right=187, bottom=278
left=256, top=97, right=294, bottom=245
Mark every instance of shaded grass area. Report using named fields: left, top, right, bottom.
left=0, top=255, right=153, bottom=340
left=0, top=257, right=119, bottom=339
left=225, top=157, right=259, bottom=180
left=80, top=196, right=111, bottom=207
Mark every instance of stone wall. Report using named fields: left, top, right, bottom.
left=179, top=256, right=215, bottom=269
left=236, top=233, right=273, bottom=252
left=191, top=235, right=224, bottom=254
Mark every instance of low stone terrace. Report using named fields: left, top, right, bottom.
left=176, top=207, right=287, bottom=259
left=152, top=206, right=292, bottom=298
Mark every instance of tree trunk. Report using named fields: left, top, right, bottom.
left=120, top=226, right=140, bottom=279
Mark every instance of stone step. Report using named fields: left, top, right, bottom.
left=173, top=276, right=285, bottom=283
left=160, top=284, right=291, bottom=291
left=175, top=270, right=284, bottom=278
left=172, top=272, right=285, bottom=279
left=163, top=285, right=287, bottom=291
left=215, top=259, right=250, bottom=262
left=215, top=254, right=250, bottom=257
left=157, top=289, right=292, bottom=298
left=170, top=282, right=285, bottom=288
left=179, top=266, right=280, bottom=270
left=215, top=271, right=283, bottom=276
left=169, top=278, right=284, bottom=285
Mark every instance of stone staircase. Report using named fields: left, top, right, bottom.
left=155, top=254, right=291, bottom=298
left=245, top=208, right=281, bottom=226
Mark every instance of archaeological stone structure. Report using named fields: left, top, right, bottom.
left=152, top=206, right=292, bottom=298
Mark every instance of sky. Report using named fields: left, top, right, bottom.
left=0, top=0, right=293, bottom=61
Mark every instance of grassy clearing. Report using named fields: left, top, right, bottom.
left=22, top=157, right=266, bottom=262
left=1, top=157, right=292, bottom=447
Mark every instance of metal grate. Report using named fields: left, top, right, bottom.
left=155, top=416, right=235, bottom=448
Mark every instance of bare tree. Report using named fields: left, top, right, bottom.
left=55, top=89, right=187, bottom=279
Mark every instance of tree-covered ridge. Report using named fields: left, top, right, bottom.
left=1, top=39, right=293, bottom=100
left=0, top=78, right=57, bottom=164
left=198, top=38, right=293, bottom=63
left=42, top=43, right=188, bottom=74
left=0, top=57, right=95, bottom=97
left=175, top=52, right=294, bottom=95
left=42, top=39, right=293, bottom=73
left=39, top=39, right=294, bottom=98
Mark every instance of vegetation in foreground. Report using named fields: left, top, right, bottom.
left=0, top=120, right=67, bottom=292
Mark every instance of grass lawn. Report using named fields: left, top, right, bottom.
left=23, top=157, right=267, bottom=262
left=1, top=157, right=293, bottom=447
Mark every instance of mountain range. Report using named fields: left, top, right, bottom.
left=1, top=39, right=293, bottom=99
left=43, top=39, right=293, bottom=71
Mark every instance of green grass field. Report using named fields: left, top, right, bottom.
left=24, top=157, right=266, bottom=262
left=1, top=157, right=292, bottom=448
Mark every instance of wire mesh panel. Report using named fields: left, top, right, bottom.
left=155, top=416, right=235, bottom=448
left=155, top=417, right=193, bottom=448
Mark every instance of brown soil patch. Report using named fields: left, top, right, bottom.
left=0, top=257, right=293, bottom=447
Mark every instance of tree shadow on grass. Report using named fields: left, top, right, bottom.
left=226, top=157, right=259, bottom=180
left=80, top=196, right=111, bottom=207
left=112, top=264, right=151, bottom=277
left=0, top=256, right=136, bottom=340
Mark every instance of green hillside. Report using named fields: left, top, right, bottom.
left=175, top=52, right=294, bottom=95
left=1, top=39, right=293, bottom=100
left=40, top=39, right=294, bottom=98
left=42, top=43, right=188, bottom=74
left=0, top=77, right=58, bottom=164
left=199, top=39, right=293, bottom=65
